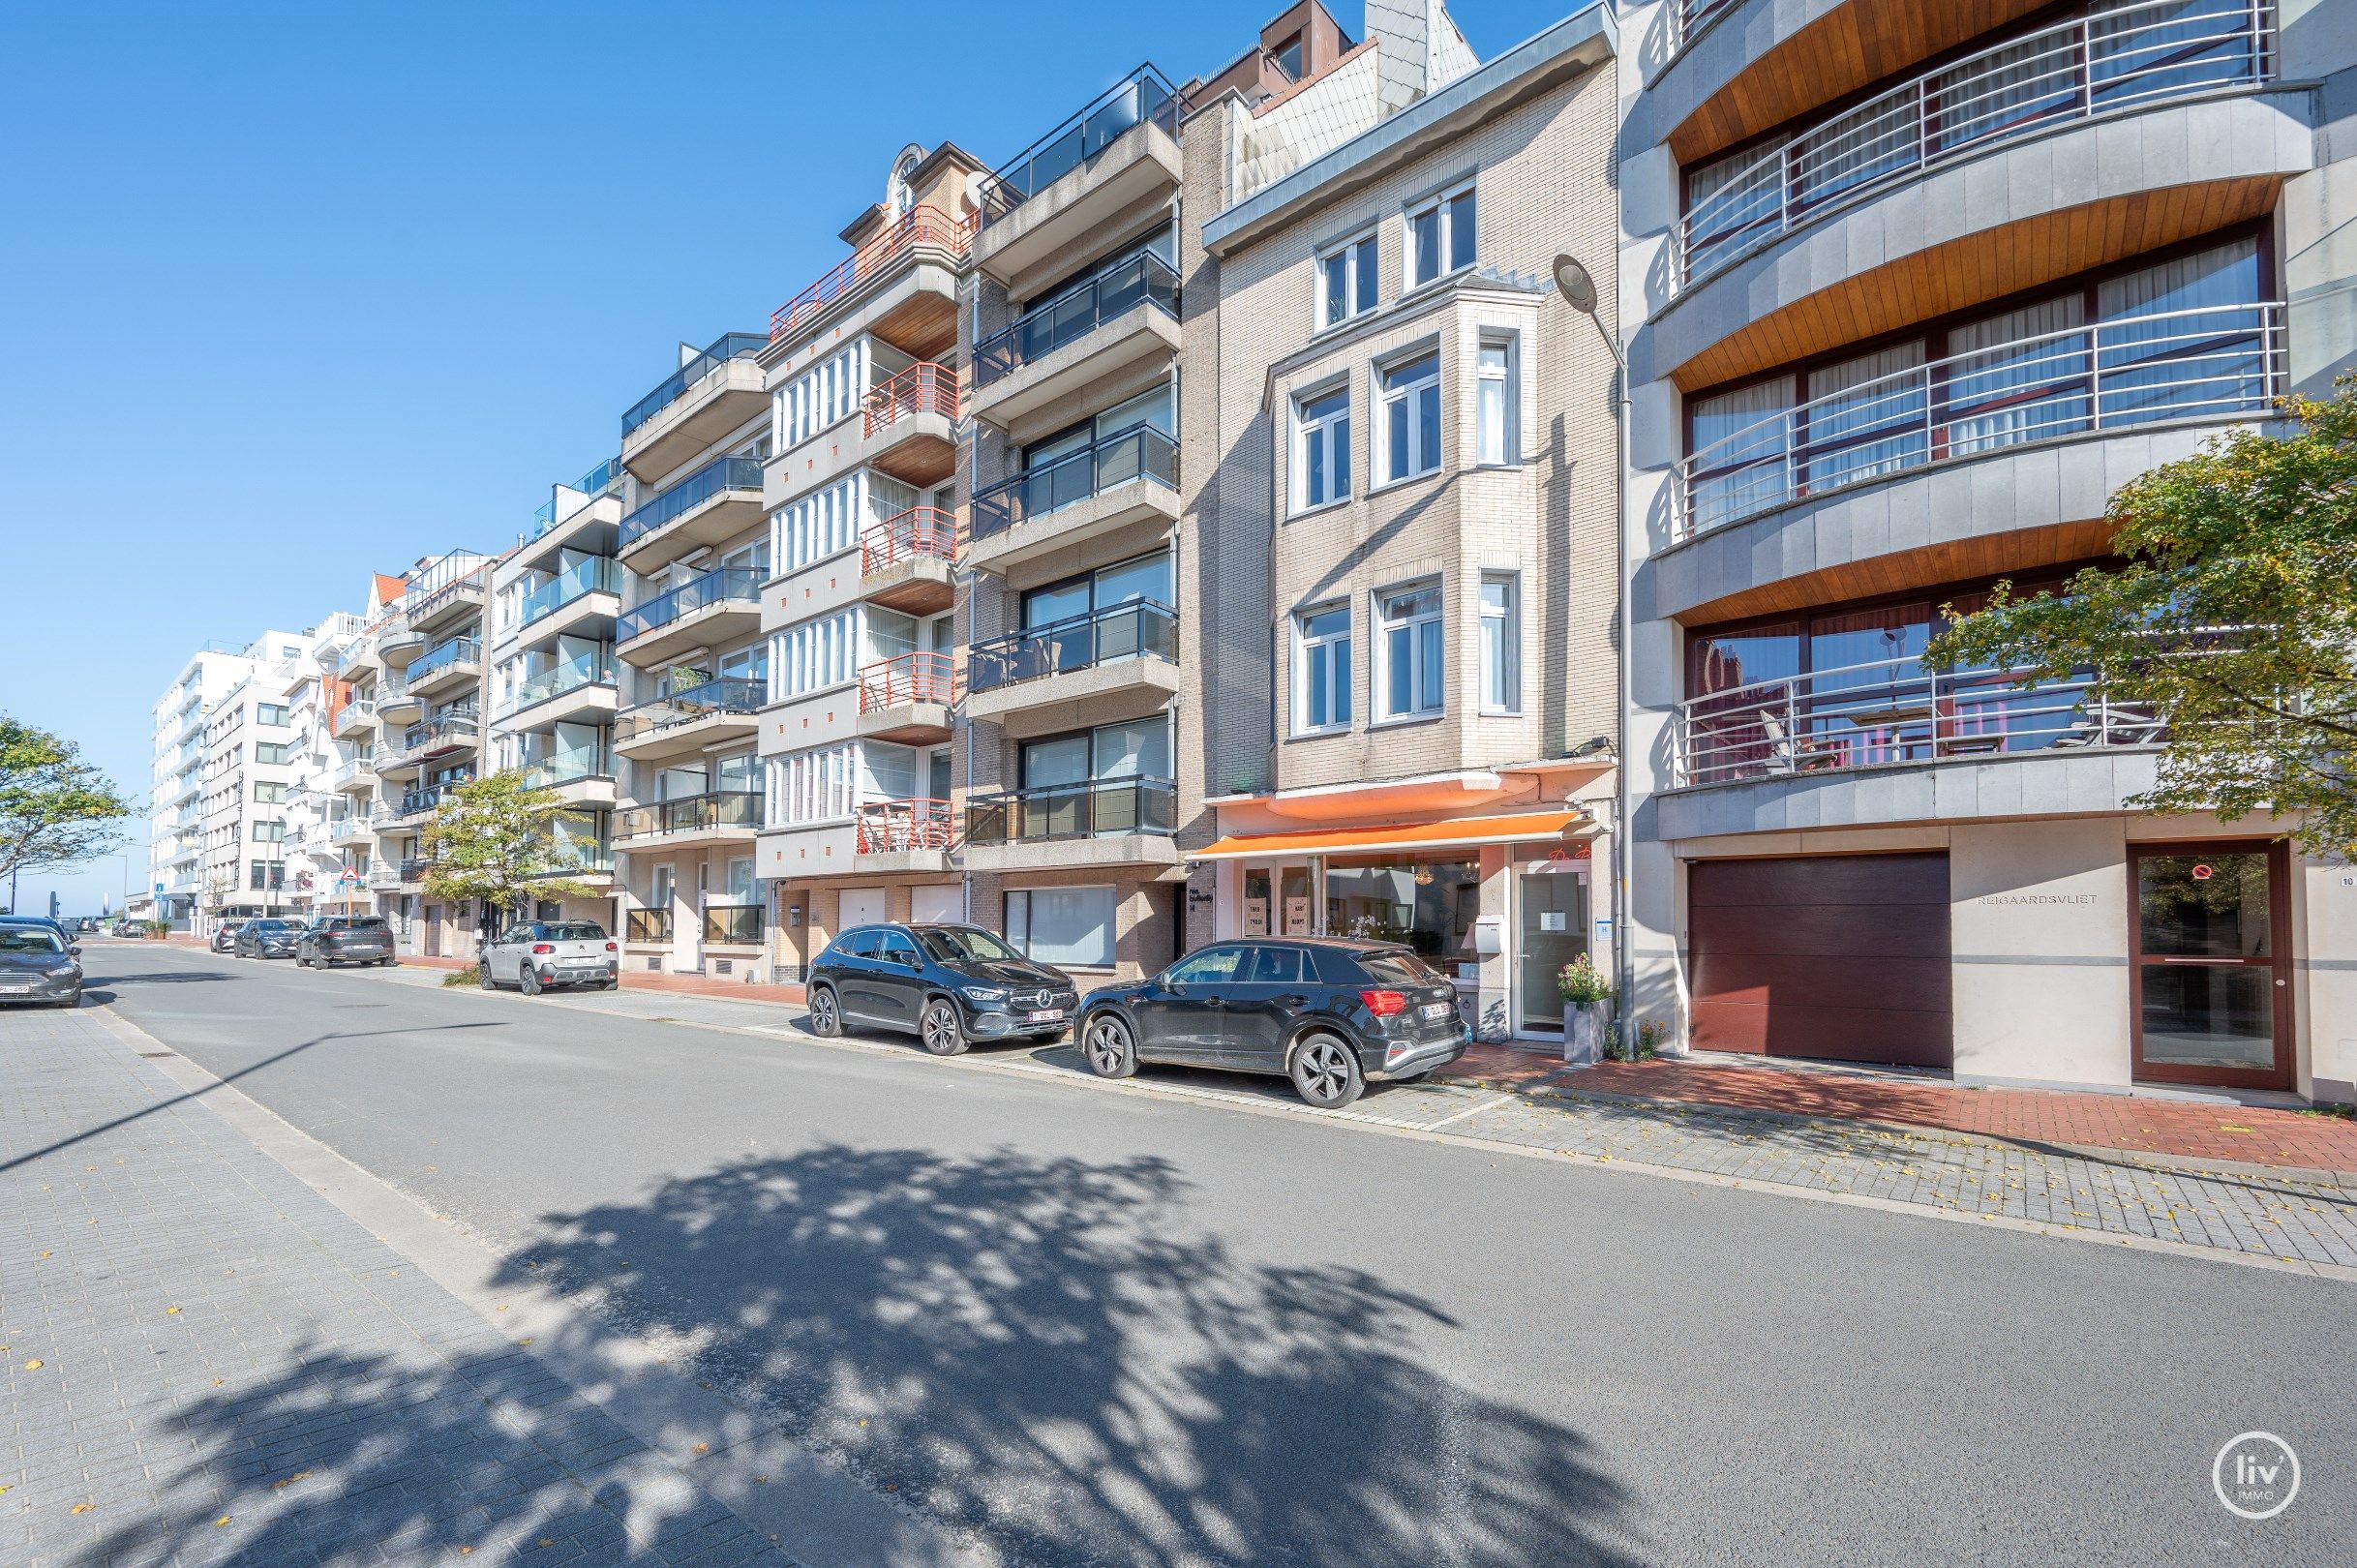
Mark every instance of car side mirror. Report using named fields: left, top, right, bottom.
left=898, top=951, right=922, bottom=968
left=68, top=945, right=81, bottom=956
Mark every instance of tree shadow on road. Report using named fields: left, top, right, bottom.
left=499, top=1142, right=1643, bottom=1568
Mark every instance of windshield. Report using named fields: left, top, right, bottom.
left=253, top=920, right=294, bottom=932
left=544, top=922, right=607, bottom=942
left=918, top=926, right=1022, bottom=964
left=0, top=929, right=66, bottom=954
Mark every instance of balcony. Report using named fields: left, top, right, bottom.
left=857, top=651, right=955, bottom=744
left=621, top=333, right=770, bottom=483
left=519, top=458, right=627, bottom=567
left=529, top=838, right=614, bottom=880
left=967, top=425, right=1179, bottom=577
left=768, top=204, right=972, bottom=352
left=395, top=780, right=468, bottom=824
left=617, top=455, right=767, bottom=574
left=518, top=752, right=616, bottom=809
left=624, top=908, right=673, bottom=944
left=966, top=600, right=1179, bottom=733
left=501, top=658, right=619, bottom=725
left=860, top=507, right=959, bottom=614
left=962, top=777, right=1180, bottom=874
left=972, top=252, right=1180, bottom=429
left=518, top=558, right=622, bottom=642
left=859, top=363, right=960, bottom=486
left=408, top=637, right=485, bottom=699
left=840, top=798, right=956, bottom=875
left=375, top=671, right=423, bottom=723
left=613, top=678, right=766, bottom=763
left=615, top=790, right=762, bottom=848
left=615, top=566, right=763, bottom=667
left=377, top=615, right=426, bottom=668
left=365, top=865, right=402, bottom=891
left=404, top=569, right=489, bottom=638
left=397, top=857, right=436, bottom=886
left=329, top=757, right=377, bottom=795
left=976, top=67, right=1186, bottom=291
left=331, top=698, right=376, bottom=741
left=328, top=812, right=370, bottom=846
left=379, top=715, right=480, bottom=780
left=703, top=904, right=765, bottom=947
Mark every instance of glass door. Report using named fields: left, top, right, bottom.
left=1519, top=870, right=1588, bottom=1035
left=2130, top=842, right=2292, bottom=1090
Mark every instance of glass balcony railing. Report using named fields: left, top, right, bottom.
left=615, top=677, right=767, bottom=746
left=980, top=66, right=1186, bottom=226
left=397, top=779, right=470, bottom=820
left=617, top=567, right=762, bottom=644
left=501, top=657, right=615, bottom=718
left=971, top=425, right=1177, bottom=540
left=965, top=777, right=1176, bottom=846
left=622, top=333, right=770, bottom=438
left=615, top=791, right=763, bottom=840
left=519, top=752, right=610, bottom=790
left=521, top=558, right=620, bottom=625
left=528, top=457, right=627, bottom=541
left=619, top=455, right=765, bottom=550
left=409, top=637, right=483, bottom=682
left=969, top=600, right=1177, bottom=694
left=395, top=715, right=480, bottom=760
left=625, top=908, right=673, bottom=943
left=703, top=904, right=764, bottom=945
left=974, top=251, right=1179, bottom=387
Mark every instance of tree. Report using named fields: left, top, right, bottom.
left=417, top=770, right=598, bottom=921
left=1927, top=379, right=2357, bottom=860
left=0, top=716, right=134, bottom=888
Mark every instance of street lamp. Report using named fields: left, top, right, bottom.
left=1555, top=254, right=1634, bottom=1057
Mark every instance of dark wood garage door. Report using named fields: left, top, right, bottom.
left=1688, top=853, right=1952, bottom=1068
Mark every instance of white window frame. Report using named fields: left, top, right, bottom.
left=1474, top=330, right=1520, bottom=467
left=1314, top=230, right=1378, bottom=331
left=1375, top=348, right=1442, bottom=486
left=1292, top=601, right=1353, bottom=735
left=1404, top=183, right=1476, bottom=290
left=1479, top=572, right=1521, bottom=715
left=1290, top=380, right=1352, bottom=515
left=1374, top=580, right=1445, bottom=722
left=767, top=741, right=861, bottom=828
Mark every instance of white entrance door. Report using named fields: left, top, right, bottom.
left=911, top=885, right=962, bottom=925
left=838, top=888, right=887, bottom=931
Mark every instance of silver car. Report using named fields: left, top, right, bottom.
left=0, top=925, right=83, bottom=1008
left=478, top=920, right=618, bottom=995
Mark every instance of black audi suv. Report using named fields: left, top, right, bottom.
left=805, top=922, right=1078, bottom=1055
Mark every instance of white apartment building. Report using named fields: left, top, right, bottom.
left=147, top=643, right=273, bottom=930
left=190, top=631, right=311, bottom=930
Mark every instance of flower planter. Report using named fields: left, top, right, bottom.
left=1562, top=1001, right=1612, bottom=1065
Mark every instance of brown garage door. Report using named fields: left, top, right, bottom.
left=1689, top=853, right=1951, bottom=1068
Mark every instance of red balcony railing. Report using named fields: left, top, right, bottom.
left=864, top=362, right=959, bottom=436
left=856, top=799, right=954, bottom=854
left=859, top=651, right=956, bottom=710
left=769, top=205, right=975, bottom=343
left=861, top=506, right=960, bottom=574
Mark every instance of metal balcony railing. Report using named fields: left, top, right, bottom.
left=409, top=637, right=483, bottom=682
left=398, top=857, right=435, bottom=882
left=615, top=791, right=763, bottom=840
left=969, top=600, right=1177, bottom=694
left=366, top=866, right=402, bottom=890
left=1678, top=0, right=2275, bottom=287
left=395, top=715, right=480, bottom=761
left=769, top=205, right=975, bottom=344
left=521, top=558, right=621, bottom=625
left=857, top=798, right=954, bottom=854
left=859, top=651, right=955, bottom=710
left=625, top=908, right=673, bottom=943
left=980, top=66, right=1186, bottom=226
left=614, top=678, right=766, bottom=746
left=703, top=904, right=764, bottom=945
left=617, top=567, right=761, bottom=644
left=861, top=506, right=959, bottom=574
left=397, top=780, right=469, bottom=820
left=863, top=362, right=959, bottom=436
left=971, top=424, right=1177, bottom=540
left=619, top=455, right=765, bottom=550
left=965, top=777, right=1176, bottom=846
left=974, top=251, right=1180, bottom=387
left=1679, top=301, right=2285, bottom=540
left=402, top=564, right=489, bottom=625
left=502, top=658, right=615, bottom=718
left=622, top=333, right=769, bottom=438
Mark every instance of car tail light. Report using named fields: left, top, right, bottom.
left=1359, top=989, right=1408, bottom=1017
left=604, top=942, right=618, bottom=951
left=530, top=943, right=555, bottom=955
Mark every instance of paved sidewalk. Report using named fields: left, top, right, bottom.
left=0, top=1005, right=796, bottom=1568
left=397, top=954, right=807, bottom=1007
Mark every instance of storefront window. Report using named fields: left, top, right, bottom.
left=1322, top=856, right=1479, bottom=968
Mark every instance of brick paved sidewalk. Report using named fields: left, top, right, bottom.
left=397, top=953, right=807, bottom=1007
left=0, top=1006, right=795, bottom=1568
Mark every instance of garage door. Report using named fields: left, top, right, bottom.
left=911, top=885, right=963, bottom=925
left=1688, top=853, right=1951, bottom=1068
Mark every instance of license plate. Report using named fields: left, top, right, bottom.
left=0, top=984, right=29, bottom=995
left=1420, top=1002, right=1452, bottom=1021
left=1027, top=1009, right=1065, bottom=1023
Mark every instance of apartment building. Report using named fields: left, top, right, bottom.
left=611, top=326, right=775, bottom=980
left=369, top=552, right=494, bottom=958
left=1179, top=4, right=1625, bottom=1042
left=193, top=632, right=311, bottom=927
left=1617, top=0, right=2357, bottom=1096
left=318, top=573, right=409, bottom=919
left=756, top=143, right=982, bottom=980
left=276, top=614, right=368, bottom=918
left=148, top=642, right=274, bottom=930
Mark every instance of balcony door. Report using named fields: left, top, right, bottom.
left=2130, top=842, right=2293, bottom=1091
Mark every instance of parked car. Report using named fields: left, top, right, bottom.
left=296, top=915, right=396, bottom=969
left=805, top=922, right=1078, bottom=1055
left=0, top=924, right=82, bottom=1008
left=478, top=920, right=618, bottom=994
left=115, top=920, right=145, bottom=939
left=0, top=914, right=71, bottom=941
left=211, top=920, right=247, bottom=953
left=234, top=919, right=304, bottom=959
left=1074, top=938, right=1469, bottom=1109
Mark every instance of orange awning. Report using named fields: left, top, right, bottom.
left=1197, top=808, right=1587, bottom=859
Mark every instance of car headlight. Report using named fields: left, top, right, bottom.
left=959, top=985, right=1009, bottom=1004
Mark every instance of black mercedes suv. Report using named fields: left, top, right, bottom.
left=805, top=922, right=1079, bottom=1055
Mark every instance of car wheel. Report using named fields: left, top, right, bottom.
left=478, top=961, right=498, bottom=991
left=378, top=958, right=395, bottom=968
left=1081, top=1013, right=1137, bottom=1079
left=918, top=999, right=968, bottom=1057
left=808, top=985, right=842, bottom=1038
left=1288, top=1033, right=1365, bottom=1109
left=519, top=966, right=542, bottom=997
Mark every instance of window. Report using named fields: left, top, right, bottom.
left=775, top=469, right=908, bottom=576
left=1290, top=384, right=1352, bottom=514
left=1247, top=945, right=1309, bottom=984
left=1475, top=332, right=1519, bottom=466
left=1165, top=945, right=1248, bottom=984
left=1375, top=583, right=1444, bottom=719
left=774, top=339, right=872, bottom=451
left=257, top=704, right=289, bottom=727
left=252, top=781, right=287, bottom=803
left=1272, top=30, right=1303, bottom=78
left=773, top=606, right=861, bottom=701
left=252, top=821, right=287, bottom=843
left=254, top=741, right=292, bottom=766
left=248, top=860, right=285, bottom=891
left=1377, top=351, right=1441, bottom=483
left=1479, top=573, right=1520, bottom=713
left=769, top=742, right=859, bottom=827
left=1405, top=185, right=1476, bottom=289
left=1006, top=886, right=1116, bottom=969
left=1293, top=603, right=1352, bottom=733
left=1316, top=233, right=1377, bottom=329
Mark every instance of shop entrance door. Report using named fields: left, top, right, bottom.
left=1519, top=869, right=1587, bottom=1035
left=2130, top=842, right=2293, bottom=1090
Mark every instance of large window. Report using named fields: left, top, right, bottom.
left=257, top=704, right=290, bottom=727
left=252, top=781, right=287, bottom=803
left=1006, top=886, right=1116, bottom=969
left=774, top=338, right=873, bottom=451
left=1292, top=383, right=1351, bottom=512
left=1479, top=573, right=1520, bottom=713
left=775, top=469, right=912, bottom=577
left=252, top=821, right=287, bottom=843
left=1405, top=185, right=1475, bottom=289
left=1316, top=233, right=1377, bottom=330
left=769, top=742, right=859, bottom=827
left=1475, top=332, right=1519, bottom=466
left=1293, top=603, right=1352, bottom=734
left=1377, top=350, right=1441, bottom=484
left=254, top=741, right=292, bottom=766
left=772, top=606, right=861, bottom=701
left=1375, top=582, right=1444, bottom=720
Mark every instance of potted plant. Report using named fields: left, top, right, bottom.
left=1557, top=954, right=1615, bottom=1065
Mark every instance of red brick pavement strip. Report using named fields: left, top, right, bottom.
left=396, top=953, right=808, bottom=1006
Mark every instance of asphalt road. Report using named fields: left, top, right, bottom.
left=81, top=944, right=2352, bottom=1567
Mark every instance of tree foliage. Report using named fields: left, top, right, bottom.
left=1927, top=379, right=2357, bottom=859
left=0, top=716, right=134, bottom=884
left=418, top=770, right=596, bottom=917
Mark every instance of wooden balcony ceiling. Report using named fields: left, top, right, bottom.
left=1674, top=180, right=2284, bottom=392
left=1670, top=0, right=2052, bottom=165
left=872, top=290, right=957, bottom=363
left=871, top=432, right=957, bottom=488
left=1682, top=519, right=2115, bottom=625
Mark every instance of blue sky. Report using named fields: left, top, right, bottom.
left=0, top=0, right=1583, bottom=918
